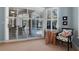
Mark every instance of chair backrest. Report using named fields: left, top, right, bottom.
left=62, top=28, right=73, bottom=36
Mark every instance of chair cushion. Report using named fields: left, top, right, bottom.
left=62, top=29, right=72, bottom=37
left=57, top=36, right=68, bottom=42
left=57, top=28, right=73, bottom=42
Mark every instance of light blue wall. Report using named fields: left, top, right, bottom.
left=58, top=7, right=73, bottom=29
left=72, top=7, right=79, bottom=47
left=58, top=7, right=79, bottom=48
left=0, top=7, right=5, bottom=41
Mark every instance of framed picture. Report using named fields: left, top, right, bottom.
left=63, top=16, right=68, bottom=20
left=63, top=21, right=68, bottom=25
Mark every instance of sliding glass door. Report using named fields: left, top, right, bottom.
left=8, top=8, right=17, bottom=39
left=8, top=7, right=44, bottom=40
left=16, top=9, right=29, bottom=39
left=31, top=18, right=43, bottom=37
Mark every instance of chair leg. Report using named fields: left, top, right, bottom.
left=56, top=39, right=60, bottom=45
left=67, top=42, right=69, bottom=51
left=70, top=38, right=72, bottom=48
left=70, top=42, right=72, bottom=48
left=67, top=38, right=70, bottom=51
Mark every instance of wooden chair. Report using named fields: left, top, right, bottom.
left=56, top=28, right=73, bottom=51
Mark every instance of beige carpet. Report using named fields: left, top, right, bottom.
left=0, top=39, right=75, bottom=51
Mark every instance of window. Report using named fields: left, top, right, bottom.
left=32, top=20, right=35, bottom=28
left=32, top=19, right=43, bottom=29
left=46, top=8, right=58, bottom=30
left=47, top=20, right=51, bottom=29
left=37, top=20, right=42, bottom=28
left=52, top=20, right=57, bottom=29
left=9, top=8, right=17, bottom=17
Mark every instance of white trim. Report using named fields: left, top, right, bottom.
left=51, top=8, right=52, bottom=31
left=56, top=8, right=59, bottom=29
left=16, top=8, right=19, bottom=40
left=46, top=8, right=58, bottom=30
left=5, top=7, right=9, bottom=40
